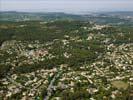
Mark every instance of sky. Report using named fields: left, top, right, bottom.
left=0, top=0, right=133, bottom=14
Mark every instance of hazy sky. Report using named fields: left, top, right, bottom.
left=0, top=0, right=133, bottom=13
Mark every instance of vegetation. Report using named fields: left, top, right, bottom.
left=0, top=13, right=133, bottom=100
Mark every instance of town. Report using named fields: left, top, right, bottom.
left=0, top=15, right=133, bottom=100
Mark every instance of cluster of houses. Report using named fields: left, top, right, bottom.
left=0, top=23, right=132, bottom=99
left=1, top=68, right=57, bottom=100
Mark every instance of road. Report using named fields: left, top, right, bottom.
left=44, top=70, right=62, bottom=100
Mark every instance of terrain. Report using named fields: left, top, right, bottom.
left=0, top=12, right=133, bottom=100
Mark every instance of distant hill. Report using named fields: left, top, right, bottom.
left=0, top=11, right=84, bottom=21
left=0, top=11, right=133, bottom=25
